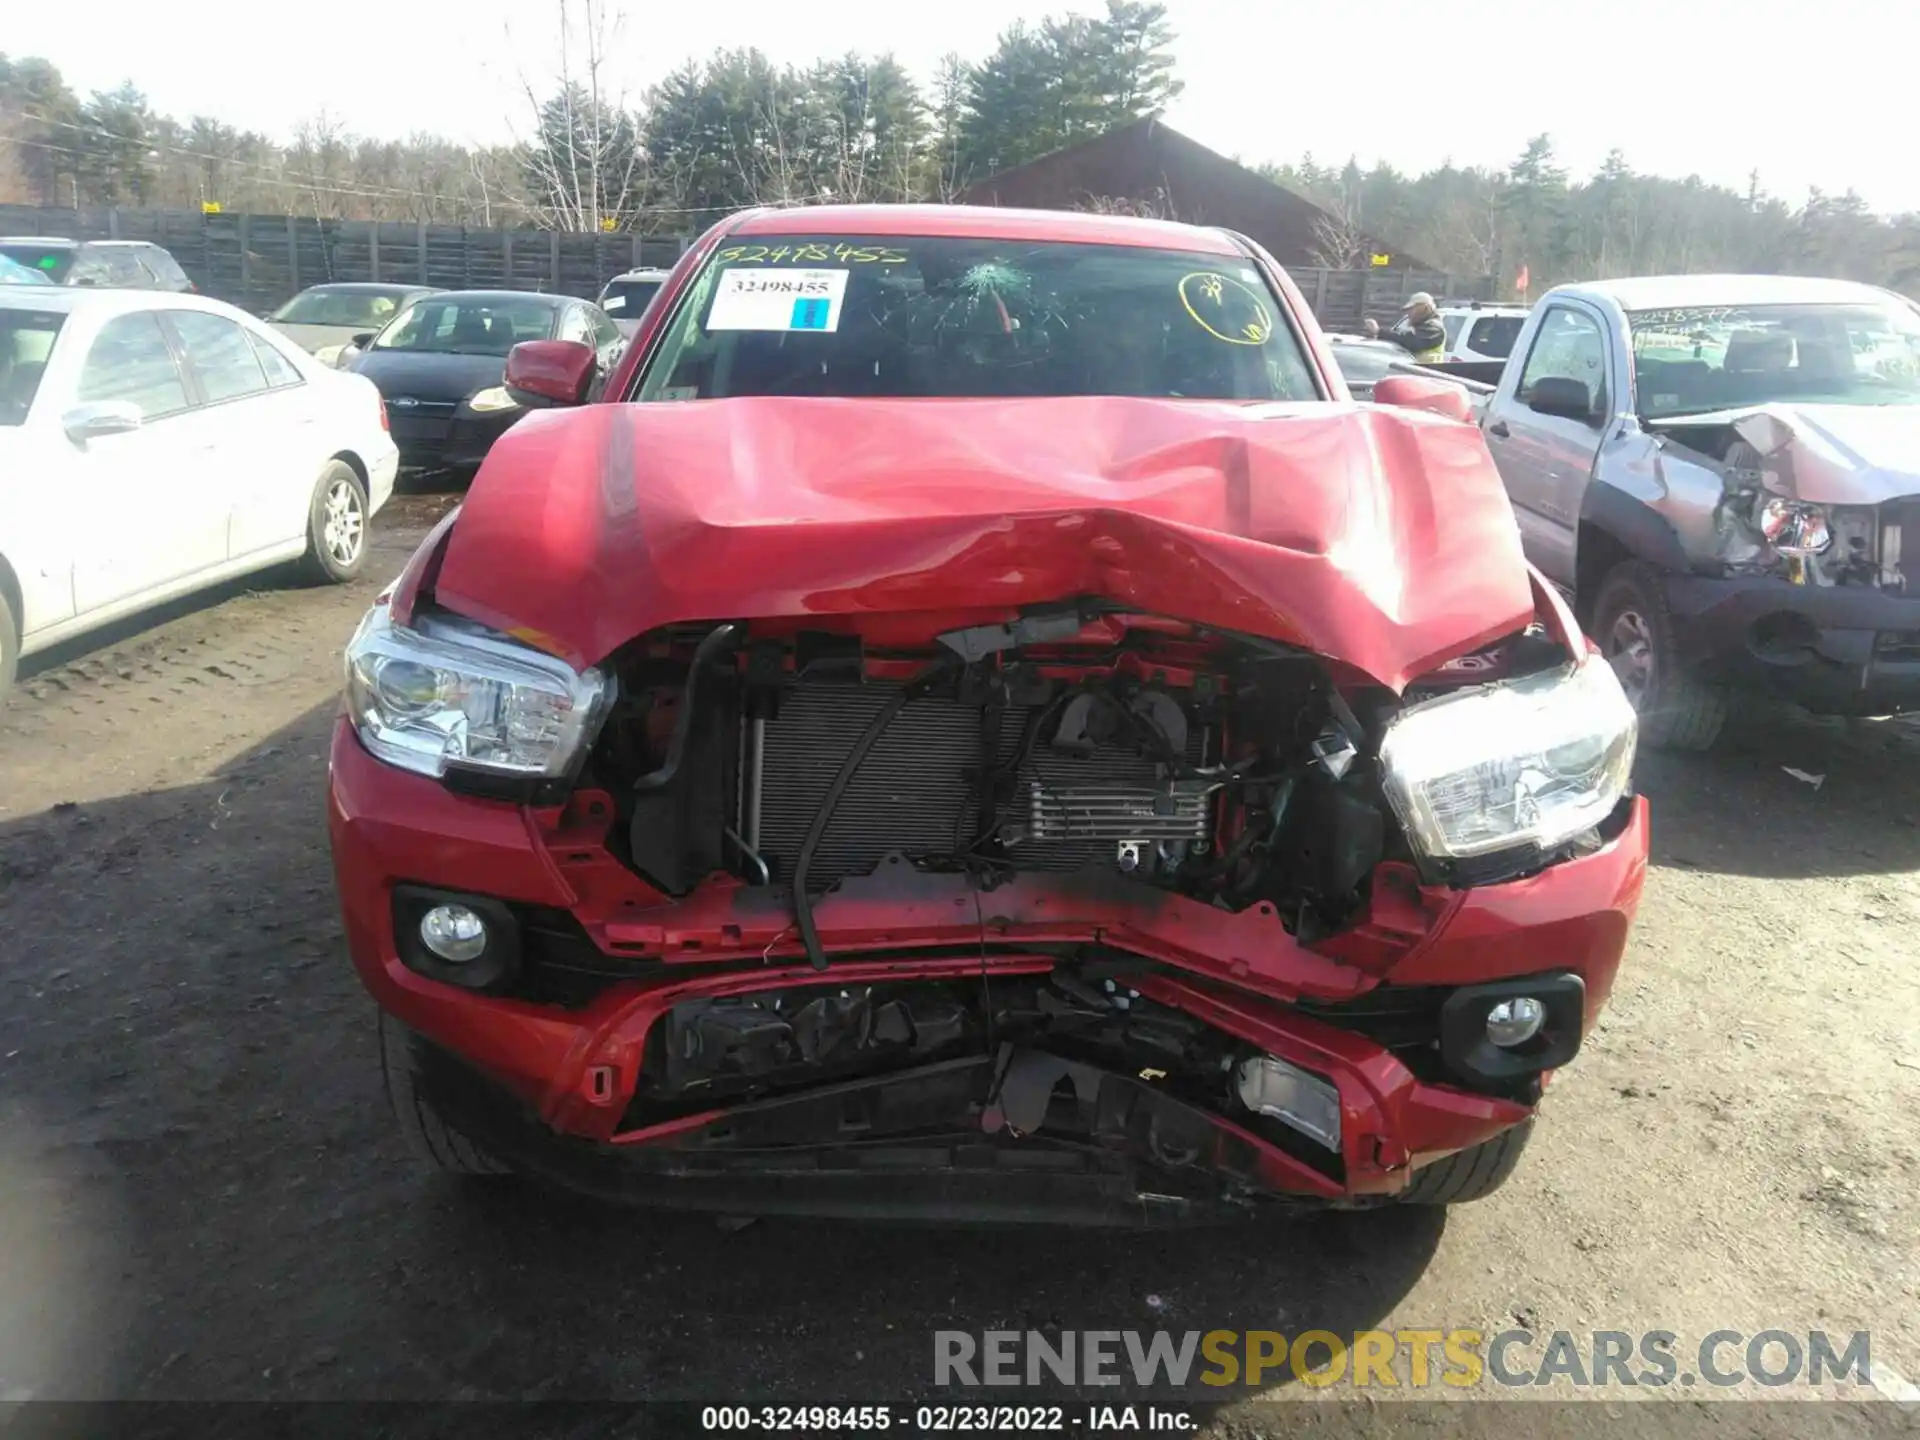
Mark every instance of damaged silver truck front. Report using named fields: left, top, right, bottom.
left=1479, top=277, right=1920, bottom=748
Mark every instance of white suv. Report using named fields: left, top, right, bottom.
left=596, top=268, right=671, bottom=338
left=1438, top=302, right=1530, bottom=363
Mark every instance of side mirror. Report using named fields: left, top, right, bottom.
left=63, top=401, right=143, bottom=444
left=505, top=339, right=597, bottom=407
left=1371, top=374, right=1474, bottom=424
left=1526, top=376, right=1596, bottom=422
left=350, top=332, right=376, bottom=349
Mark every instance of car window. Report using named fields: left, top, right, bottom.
left=1442, top=315, right=1467, bottom=347
left=67, top=252, right=113, bottom=288
left=558, top=306, right=594, bottom=346
left=371, top=297, right=557, bottom=355
left=76, top=311, right=191, bottom=418
left=168, top=310, right=270, bottom=403
left=1517, top=306, right=1607, bottom=409
left=0, top=306, right=66, bottom=425
left=104, top=250, right=145, bottom=287
left=271, top=288, right=407, bottom=328
left=1466, top=315, right=1525, bottom=359
left=589, top=305, right=621, bottom=349
left=638, top=237, right=1319, bottom=402
left=147, top=249, right=190, bottom=288
left=599, top=277, right=662, bottom=318
left=247, top=330, right=304, bottom=388
left=0, top=244, right=75, bottom=283
left=1330, top=342, right=1402, bottom=387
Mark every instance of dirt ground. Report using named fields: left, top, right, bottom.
left=0, top=493, right=1916, bottom=1434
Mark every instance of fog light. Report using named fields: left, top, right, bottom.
left=420, top=904, right=488, bottom=963
left=1234, top=1055, right=1342, bottom=1151
left=1486, top=996, right=1547, bottom=1047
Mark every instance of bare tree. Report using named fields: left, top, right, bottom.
left=289, top=110, right=351, bottom=220
left=509, top=0, right=646, bottom=231
left=1073, top=187, right=1177, bottom=219
left=1309, top=210, right=1366, bottom=269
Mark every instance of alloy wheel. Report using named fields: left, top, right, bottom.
left=323, top=479, right=364, bottom=567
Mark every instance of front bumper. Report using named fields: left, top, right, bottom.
left=328, top=719, right=1649, bottom=1212
left=1666, top=573, right=1920, bottom=715
left=388, top=407, right=525, bottom=471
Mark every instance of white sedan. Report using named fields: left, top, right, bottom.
left=0, top=288, right=399, bottom=696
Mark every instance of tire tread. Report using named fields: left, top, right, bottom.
left=1398, top=1119, right=1534, bottom=1205
left=379, top=1014, right=510, bottom=1175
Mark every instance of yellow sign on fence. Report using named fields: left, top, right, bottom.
left=201, top=201, right=223, bottom=215
left=1369, top=252, right=1390, bottom=267
left=599, top=216, right=619, bottom=232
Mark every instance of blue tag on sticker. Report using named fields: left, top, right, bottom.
left=790, top=297, right=830, bottom=330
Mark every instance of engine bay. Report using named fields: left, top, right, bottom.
left=584, top=607, right=1434, bottom=940
left=582, top=605, right=1579, bottom=943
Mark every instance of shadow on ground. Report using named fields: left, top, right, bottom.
left=1631, top=701, right=1920, bottom=880
left=0, top=703, right=1441, bottom=1404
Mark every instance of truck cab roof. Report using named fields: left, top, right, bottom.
left=1549, top=274, right=1896, bottom=311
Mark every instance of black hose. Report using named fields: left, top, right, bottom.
left=633, top=622, right=745, bottom=793
left=792, top=661, right=951, bottom=971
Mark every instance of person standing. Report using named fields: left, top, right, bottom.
left=1365, top=292, right=1447, bottom=362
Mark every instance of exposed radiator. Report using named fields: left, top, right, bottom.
left=748, top=681, right=1208, bottom=886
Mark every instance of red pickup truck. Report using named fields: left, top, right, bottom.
left=326, top=204, right=1648, bottom=1223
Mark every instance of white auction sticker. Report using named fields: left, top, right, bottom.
left=706, top=268, right=849, bottom=333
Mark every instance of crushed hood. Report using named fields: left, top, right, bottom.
left=1731, top=404, right=1920, bottom=505
left=430, top=396, right=1535, bottom=692
left=1669, top=403, right=1920, bottom=505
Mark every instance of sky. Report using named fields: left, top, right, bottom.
left=8, top=0, right=1918, bottom=213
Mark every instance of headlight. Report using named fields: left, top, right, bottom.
left=1756, top=497, right=1832, bottom=557
left=466, top=385, right=519, bottom=413
left=344, top=603, right=611, bottom=780
left=1378, top=659, right=1636, bottom=860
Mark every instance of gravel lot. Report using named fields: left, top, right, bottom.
left=0, top=494, right=1915, bottom=1434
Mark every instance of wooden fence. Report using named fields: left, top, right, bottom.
left=0, top=205, right=693, bottom=313
left=0, top=204, right=1490, bottom=329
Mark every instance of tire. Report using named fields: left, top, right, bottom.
left=1397, top=1119, right=1534, bottom=1205
left=1590, top=560, right=1728, bottom=751
left=379, top=1013, right=511, bottom=1176
left=0, top=588, right=17, bottom=704
left=299, top=460, right=370, bottom=585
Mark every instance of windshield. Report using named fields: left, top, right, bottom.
left=0, top=307, right=66, bottom=425
left=370, top=297, right=557, bottom=356
left=1629, top=301, right=1920, bottom=418
left=600, top=278, right=663, bottom=318
left=637, top=236, right=1318, bottom=402
left=0, top=244, right=74, bottom=283
left=272, top=288, right=409, bottom=328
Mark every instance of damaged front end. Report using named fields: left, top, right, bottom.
left=333, top=577, right=1646, bottom=1217
left=1636, top=399, right=1920, bottom=709
left=1652, top=405, right=1917, bottom=592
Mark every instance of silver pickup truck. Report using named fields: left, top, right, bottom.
left=1449, top=274, right=1920, bottom=749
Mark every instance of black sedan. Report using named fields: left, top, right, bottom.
left=1325, top=333, right=1416, bottom=400
left=349, top=290, right=624, bottom=471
